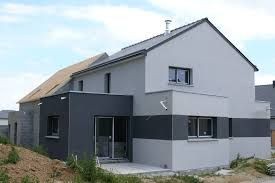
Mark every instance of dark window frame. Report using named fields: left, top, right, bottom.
left=47, top=116, right=59, bottom=137
left=169, top=66, right=192, bottom=85
left=229, top=118, right=232, bottom=137
left=104, top=73, right=111, bottom=93
left=78, top=80, right=84, bottom=91
left=188, top=117, right=214, bottom=138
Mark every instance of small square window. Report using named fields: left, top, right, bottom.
left=169, top=67, right=191, bottom=85
left=47, top=116, right=59, bottom=137
left=188, top=117, right=213, bottom=138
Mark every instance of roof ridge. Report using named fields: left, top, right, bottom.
left=121, top=18, right=207, bottom=50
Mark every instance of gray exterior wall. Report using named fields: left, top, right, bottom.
left=19, top=101, right=40, bottom=147
left=40, top=93, right=70, bottom=160
left=39, top=92, right=133, bottom=160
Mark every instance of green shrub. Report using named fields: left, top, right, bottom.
left=21, top=175, right=39, bottom=183
left=253, top=159, right=269, bottom=175
left=0, top=136, right=10, bottom=145
left=4, top=146, right=20, bottom=164
left=77, top=155, right=97, bottom=182
left=0, top=169, right=9, bottom=183
left=66, top=154, right=79, bottom=171
left=32, top=145, right=48, bottom=156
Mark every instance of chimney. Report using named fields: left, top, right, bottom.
left=273, top=80, right=275, bottom=88
left=164, top=19, right=172, bottom=35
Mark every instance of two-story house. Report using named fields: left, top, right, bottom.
left=11, top=18, right=270, bottom=171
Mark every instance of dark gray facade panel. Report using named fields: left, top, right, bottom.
left=172, top=115, right=188, bottom=140
left=216, top=117, right=229, bottom=139
left=133, top=115, right=172, bottom=140
left=39, top=93, right=69, bottom=160
left=68, top=92, right=133, bottom=160
left=232, top=118, right=270, bottom=137
left=271, top=119, right=275, bottom=130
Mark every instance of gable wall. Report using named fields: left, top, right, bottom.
left=145, top=22, right=262, bottom=118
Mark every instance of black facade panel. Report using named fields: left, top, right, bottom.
left=133, top=115, right=172, bottom=140
left=39, top=93, right=69, bottom=160
left=68, top=93, right=133, bottom=160
left=232, top=118, right=270, bottom=137
left=172, top=115, right=188, bottom=140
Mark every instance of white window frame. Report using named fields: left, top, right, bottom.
left=188, top=117, right=213, bottom=138
left=169, top=66, right=192, bottom=85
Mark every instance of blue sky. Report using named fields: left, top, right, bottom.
left=1, top=0, right=275, bottom=110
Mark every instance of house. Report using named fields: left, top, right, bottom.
left=256, top=82, right=275, bottom=147
left=11, top=18, right=270, bottom=171
left=0, top=110, right=13, bottom=137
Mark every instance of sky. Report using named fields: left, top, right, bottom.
left=1, top=0, right=275, bottom=110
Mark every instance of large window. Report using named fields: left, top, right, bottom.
left=188, top=117, right=213, bottom=138
left=47, top=116, right=59, bottom=137
left=169, top=66, right=192, bottom=85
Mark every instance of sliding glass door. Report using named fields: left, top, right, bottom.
left=94, top=116, right=128, bottom=159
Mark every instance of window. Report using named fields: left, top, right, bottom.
left=169, top=67, right=191, bottom=85
left=47, top=116, right=59, bottom=137
left=188, top=117, right=213, bottom=138
left=78, top=80, right=83, bottom=91
left=229, top=118, right=232, bottom=137
left=104, top=73, right=111, bottom=93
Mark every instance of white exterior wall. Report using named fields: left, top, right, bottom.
left=133, top=138, right=172, bottom=169
left=229, top=137, right=271, bottom=161
left=72, top=57, right=172, bottom=116
left=172, top=139, right=229, bottom=171
left=145, top=21, right=267, bottom=119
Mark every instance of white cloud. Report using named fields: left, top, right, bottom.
left=0, top=73, right=49, bottom=110
left=62, top=5, right=165, bottom=41
left=148, top=0, right=275, bottom=47
left=0, top=3, right=54, bottom=15
left=255, top=72, right=275, bottom=85
left=0, top=15, right=23, bottom=23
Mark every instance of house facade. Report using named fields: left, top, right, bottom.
left=12, top=18, right=270, bottom=171
left=256, top=82, right=275, bottom=147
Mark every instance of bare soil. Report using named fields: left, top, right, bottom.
left=0, top=144, right=75, bottom=182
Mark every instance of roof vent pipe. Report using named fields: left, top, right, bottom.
left=164, top=19, right=172, bottom=35
left=273, top=80, right=275, bottom=88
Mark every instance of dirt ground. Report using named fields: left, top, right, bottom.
left=0, top=144, right=75, bottom=182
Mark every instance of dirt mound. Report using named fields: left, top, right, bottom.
left=0, top=144, right=75, bottom=182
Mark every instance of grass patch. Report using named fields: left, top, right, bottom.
left=153, top=175, right=202, bottom=183
left=32, top=145, right=48, bottom=156
left=0, top=136, right=10, bottom=145
left=21, top=175, right=39, bottom=183
left=4, top=146, right=20, bottom=164
left=230, top=154, right=270, bottom=175
left=67, top=154, right=142, bottom=183
left=0, top=169, right=9, bottom=183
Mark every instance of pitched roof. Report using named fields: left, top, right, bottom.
left=18, top=53, right=107, bottom=103
left=0, top=110, right=14, bottom=119
left=73, top=18, right=258, bottom=76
